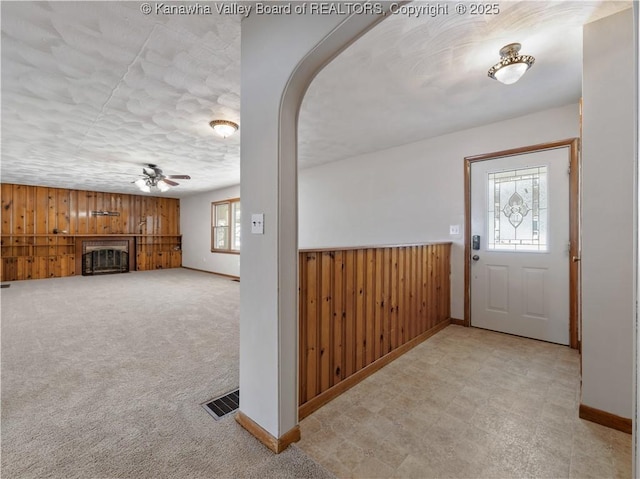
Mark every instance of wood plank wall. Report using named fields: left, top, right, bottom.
left=1, top=183, right=181, bottom=281
left=299, top=242, right=451, bottom=418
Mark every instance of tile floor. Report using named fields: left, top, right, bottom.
left=296, top=325, right=632, bottom=478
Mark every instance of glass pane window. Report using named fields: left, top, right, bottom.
left=232, top=202, right=241, bottom=250
left=215, top=225, right=229, bottom=250
left=215, top=203, right=229, bottom=227
left=487, top=166, right=548, bottom=252
left=212, top=199, right=240, bottom=252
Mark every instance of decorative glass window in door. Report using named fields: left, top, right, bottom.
left=487, top=165, right=548, bottom=251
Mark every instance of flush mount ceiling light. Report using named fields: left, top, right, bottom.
left=209, top=119, right=239, bottom=138
left=488, top=43, right=535, bottom=85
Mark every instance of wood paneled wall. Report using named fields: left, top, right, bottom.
left=1, top=183, right=179, bottom=236
left=299, top=242, right=451, bottom=418
left=1, top=183, right=181, bottom=281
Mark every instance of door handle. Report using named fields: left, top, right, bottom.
left=572, top=256, right=581, bottom=262
left=472, top=255, right=480, bottom=261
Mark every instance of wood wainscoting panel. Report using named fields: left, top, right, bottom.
left=298, top=242, right=451, bottom=419
left=299, top=318, right=450, bottom=419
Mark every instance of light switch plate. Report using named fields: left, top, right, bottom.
left=449, top=224, right=460, bottom=236
left=251, top=213, right=264, bottom=234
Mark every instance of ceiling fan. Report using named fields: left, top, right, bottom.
left=134, top=164, right=191, bottom=193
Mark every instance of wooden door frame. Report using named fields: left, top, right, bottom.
left=463, top=138, right=581, bottom=349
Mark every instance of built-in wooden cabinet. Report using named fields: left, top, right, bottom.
left=1, top=235, right=77, bottom=280
left=1, top=183, right=182, bottom=282
left=1, top=234, right=182, bottom=281
left=1, top=234, right=76, bottom=257
left=135, top=235, right=182, bottom=271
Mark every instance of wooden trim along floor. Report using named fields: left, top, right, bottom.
left=181, top=266, right=240, bottom=281
left=579, top=404, right=632, bottom=434
left=236, top=411, right=301, bottom=453
left=296, top=325, right=631, bottom=478
left=298, top=319, right=451, bottom=420
left=449, top=317, right=465, bottom=326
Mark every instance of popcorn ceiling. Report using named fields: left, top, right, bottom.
left=1, top=2, right=241, bottom=196
left=298, top=0, right=629, bottom=167
left=1, top=1, right=630, bottom=196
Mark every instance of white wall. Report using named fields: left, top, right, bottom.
left=299, top=103, right=580, bottom=321
left=180, top=184, right=240, bottom=277
left=239, top=9, right=388, bottom=439
left=582, top=8, right=635, bottom=419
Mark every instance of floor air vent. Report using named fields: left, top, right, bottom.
left=0, top=284, right=10, bottom=288
left=202, top=389, right=239, bottom=420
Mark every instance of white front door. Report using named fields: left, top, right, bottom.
left=470, top=148, right=570, bottom=345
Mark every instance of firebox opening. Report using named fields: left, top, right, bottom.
left=82, top=240, right=129, bottom=276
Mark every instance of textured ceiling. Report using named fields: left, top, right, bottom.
left=299, top=0, right=631, bottom=167
left=0, top=1, right=631, bottom=197
left=1, top=2, right=241, bottom=196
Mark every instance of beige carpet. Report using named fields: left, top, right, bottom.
left=1, top=268, right=334, bottom=479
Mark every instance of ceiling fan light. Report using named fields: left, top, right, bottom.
left=488, top=43, right=535, bottom=85
left=157, top=180, right=171, bottom=192
left=135, top=178, right=151, bottom=193
left=209, top=119, right=239, bottom=138
left=133, top=164, right=189, bottom=193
